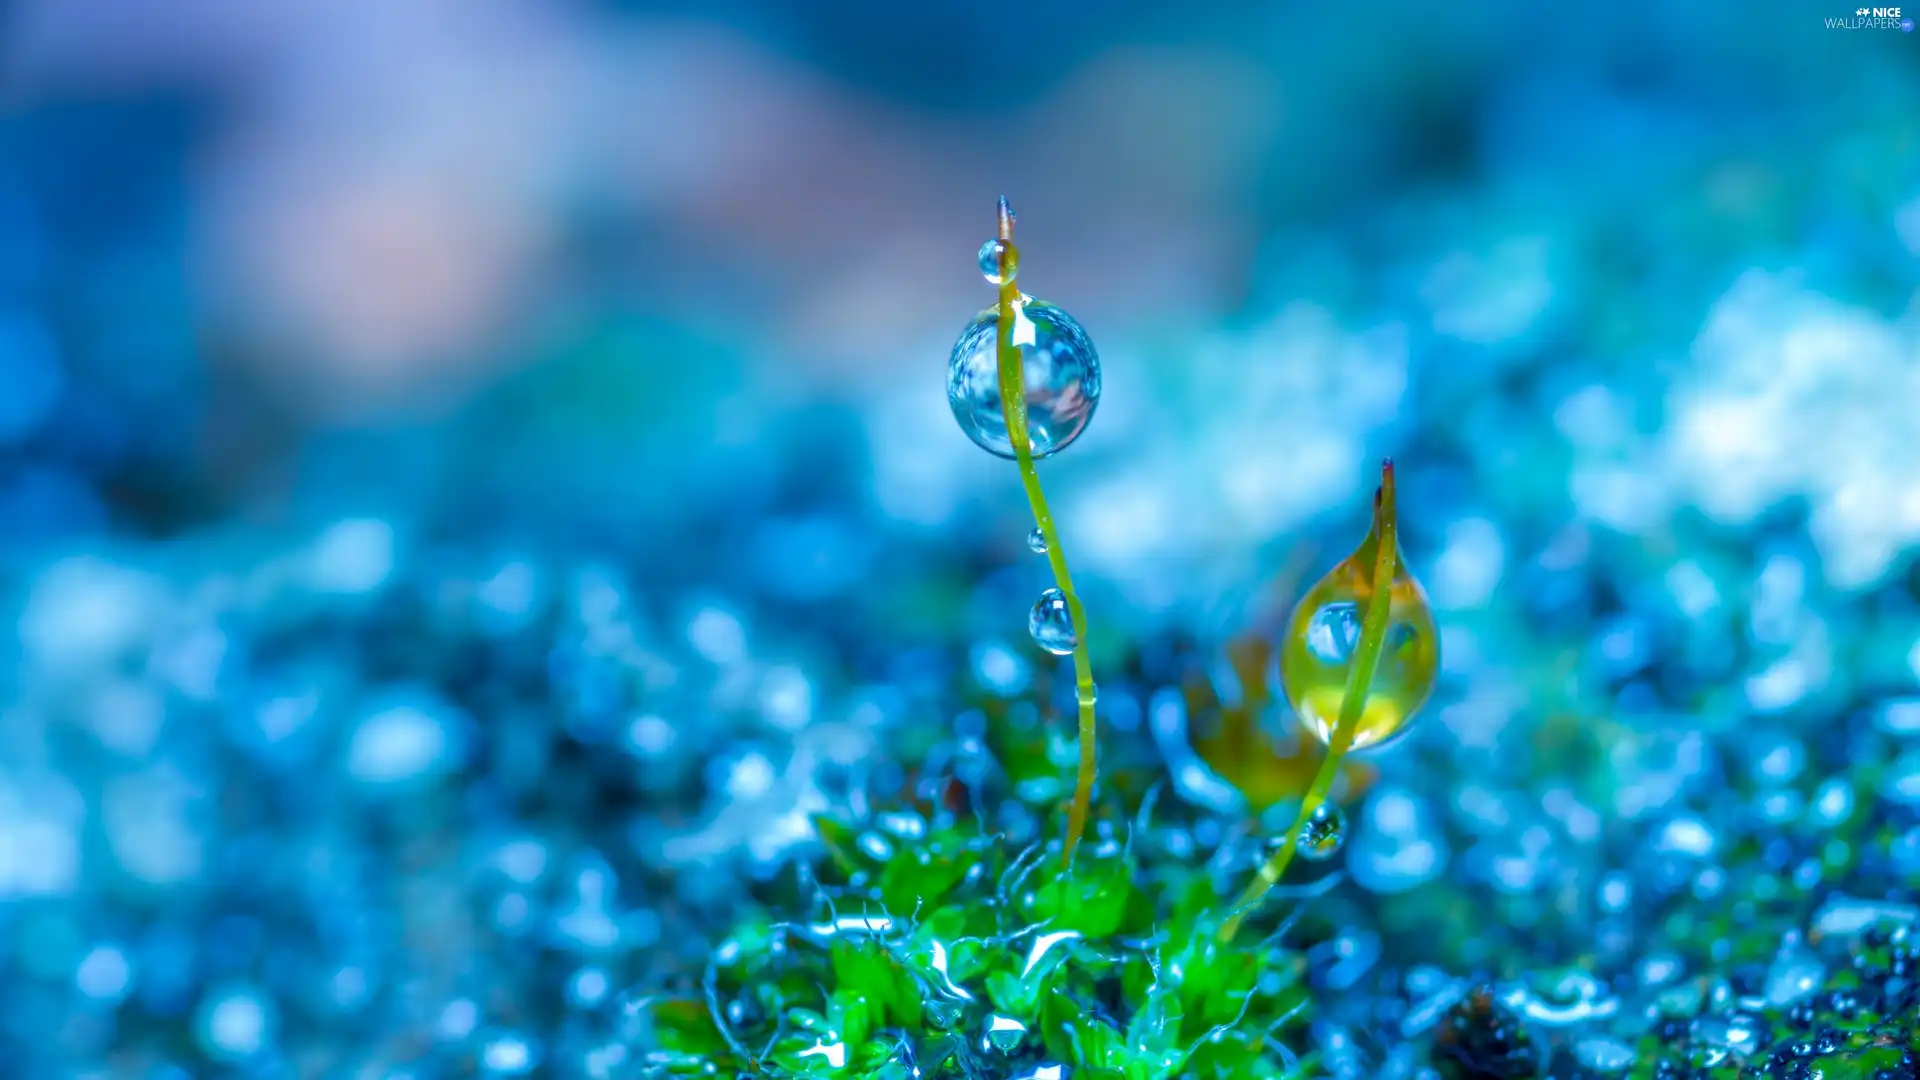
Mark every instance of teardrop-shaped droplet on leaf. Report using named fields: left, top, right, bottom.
left=1278, top=464, right=1439, bottom=750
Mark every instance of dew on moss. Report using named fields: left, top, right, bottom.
left=979, top=238, right=1020, bottom=285
left=1278, top=473, right=1439, bottom=751
left=947, top=299, right=1101, bottom=460
left=1297, top=803, right=1348, bottom=861
left=1028, top=588, right=1077, bottom=655
left=983, top=1013, right=1027, bottom=1052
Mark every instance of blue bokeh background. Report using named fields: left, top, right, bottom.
left=4, top=0, right=1920, bottom=1076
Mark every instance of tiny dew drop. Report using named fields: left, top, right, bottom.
left=1027, top=527, right=1048, bottom=554
left=983, top=1014, right=1027, bottom=1053
left=1296, top=803, right=1348, bottom=861
left=856, top=831, right=894, bottom=862
left=1028, top=588, right=1077, bottom=655
left=947, top=299, right=1102, bottom=460
left=1278, top=463, right=1439, bottom=751
left=979, top=239, right=1020, bottom=285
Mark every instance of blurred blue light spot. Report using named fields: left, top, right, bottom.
left=568, top=967, right=610, bottom=1009
left=687, top=606, right=747, bottom=664
left=970, top=642, right=1031, bottom=697
left=494, top=893, right=532, bottom=932
left=196, top=986, right=273, bottom=1061
left=347, top=695, right=463, bottom=785
left=0, top=311, right=64, bottom=444
left=0, top=810, right=80, bottom=897
left=75, top=945, right=133, bottom=1002
left=311, top=519, right=396, bottom=595
left=437, top=999, right=478, bottom=1041
left=493, top=839, right=549, bottom=886
left=624, top=714, right=674, bottom=757
left=482, top=1032, right=537, bottom=1075
left=476, top=559, right=541, bottom=634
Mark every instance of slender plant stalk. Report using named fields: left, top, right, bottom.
left=1220, top=464, right=1400, bottom=942
left=991, top=196, right=1099, bottom=869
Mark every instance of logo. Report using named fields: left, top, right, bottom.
left=1828, top=5, right=1912, bottom=27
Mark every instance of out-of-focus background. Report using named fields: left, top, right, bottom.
left=5, top=0, right=1920, bottom=1076
left=7, top=0, right=1917, bottom=589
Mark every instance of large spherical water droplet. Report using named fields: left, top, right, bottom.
left=1028, top=588, right=1077, bottom=655
left=1297, top=803, right=1348, bottom=860
left=1026, top=527, right=1048, bottom=554
left=978, top=239, right=1019, bottom=284
left=948, top=300, right=1101, bottom=460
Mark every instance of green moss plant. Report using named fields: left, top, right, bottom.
left=640, top=810, right=1319, bottom=1079
left=989, top=196, right=1100, bottom=868
left=1223, top=461, right=1435, bottom=941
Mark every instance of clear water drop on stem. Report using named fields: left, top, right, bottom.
left=1296, top=803, right=1348, bottom=860
left=1027, top=527, right=1048, bottom=554
left=978, top=239, right=1019, bottom=285
left=948, top=298, right=1101, bottom=460
left=1279, top=464, right=1439, bottom=750
left=1028, top=588, right=1077, bottom=655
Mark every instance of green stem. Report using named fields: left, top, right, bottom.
left=991, top=196, right=1098, bottom=869
left=1220, top=465, right=1399, bottom=942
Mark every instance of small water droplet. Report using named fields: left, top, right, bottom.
left=1297, top=803, right=1348, bottom=860
left=1028, top=589, right=1077, bottom=655
left=1688, top=1012, right=1764, bottom=1064
left=948, top=299, right=1101, bottom=460
left=983, top=1014, right=1027, bottom=1053
left=979, top=239, right=1019, bottom=285
left=1765, top=940, right=1825, bottom=1006
left=1279, top=465, right=1439, bottom=750
left=797, top=1040, right=848, bottom=1068
left=856, top=831, right=894, bottom=862
left=876, top=810, right=926, bottom=840
left=1026, top=527, right=1048, bottom=554
left=1497, top=970, right=1620, bottom=1033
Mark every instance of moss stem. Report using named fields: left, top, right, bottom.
left=992, top=196, right=1099, bottom=869
left=1220, top=463, right=1399, bottom=941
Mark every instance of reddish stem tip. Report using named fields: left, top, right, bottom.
left=1377, top=459, right=1398, bottom=526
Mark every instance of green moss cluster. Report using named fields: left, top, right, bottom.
left=636, top=809, right=1319, bottom=1079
